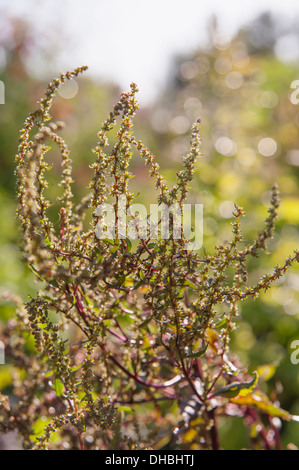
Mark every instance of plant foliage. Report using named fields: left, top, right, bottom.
left=0, top=66, right=298, bottom=450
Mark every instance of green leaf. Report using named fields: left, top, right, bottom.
left=184, top=279, right=197, bottom=290
left=138, top=316, right=152, bottom=329
left=103, top=238, right=116, bottom=246
left=44, top=234, right=51, bottom=248
left=28, top=264, right=44, bottom=281
left=54, top=378, right=64, bottom=397
left=44, top=370, right=54, bottom=378
left=134, top=270, right=146, bottom=289
left=147, top=242, right=157, bottom=250
left=117, top=406, right=133, bottom=413
left=214, top=318, right=227, bottom=329
left=70, top=364, right=83, bottom=372
left=48, top=279, right=60, bottom=288
left=103, top=394, right=109, bottom=404
left=124, top=237, right=132, bottom=252
left=187, top=341, right=209, bottom=358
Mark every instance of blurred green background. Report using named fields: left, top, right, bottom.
left=0, top=5, right=299, bottom=449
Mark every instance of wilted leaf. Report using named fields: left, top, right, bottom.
left=231, top=391, right=292, bottom=421
left=256, top=363, right=277, bottom=382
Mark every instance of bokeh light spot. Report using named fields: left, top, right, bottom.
left=58, top=79, right=79, bottom=99
left=179, top=61, right=198, bottom=80
left=169, top=115, right=190, bottom=134
left=225, top=71, right=243, bottom=89
left=286, top=150, right=299, bottom=166
left=215, top=136, right=237, bottom=156
left=219, top=200, right=235, bottom=218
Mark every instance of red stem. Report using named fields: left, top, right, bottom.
left=207, top=409, right=220, bottom=450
